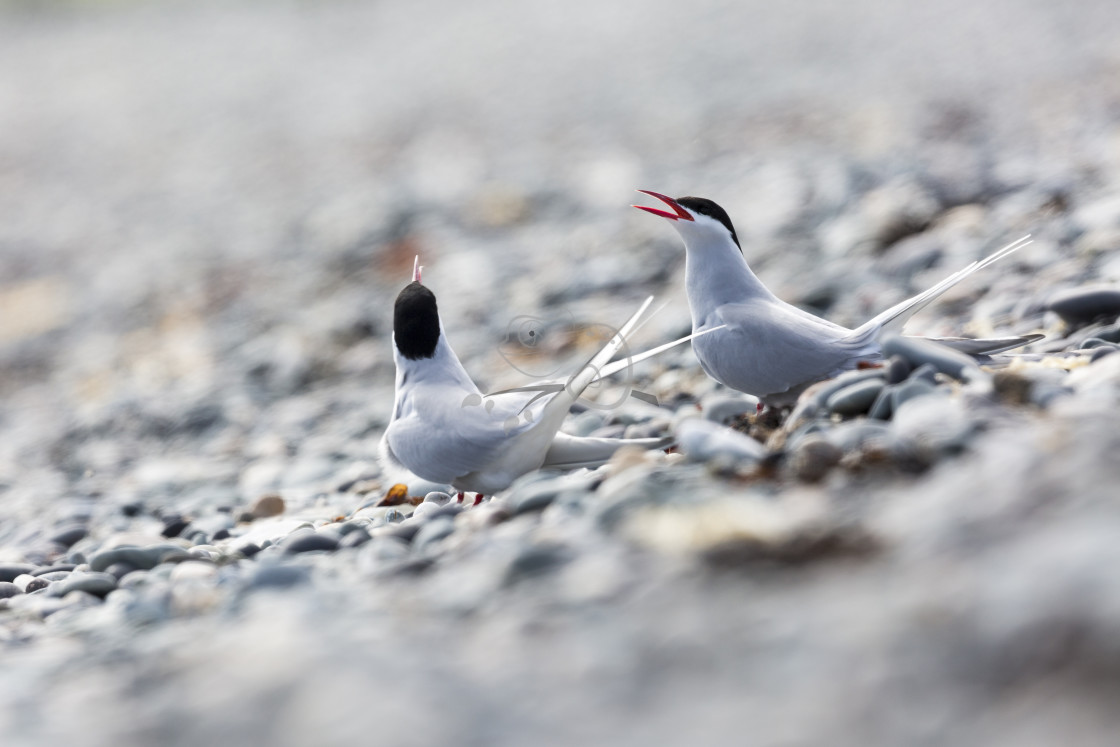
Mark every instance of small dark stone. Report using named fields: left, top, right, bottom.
left=0, top=564, right=37, bottom=583
left=212, top=528, right=231, bottom=541
left=24, top=578, right=49, bottom=593
left=161, top=516, right=191, bottom=538
left=235, top=542, right=262, bottom=559
left=0, top=582, right=21, bottom=599
left=49, top=526, right=88, bottom=548
left=281, top=531, right=340, bottom=554
left=120, top=502, right=144, bottom=517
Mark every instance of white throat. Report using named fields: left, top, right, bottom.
left=681, top=230, right=775, bottom=329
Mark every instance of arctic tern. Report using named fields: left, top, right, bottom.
left=634, top=190, right=1038, bottom=406
left=381, top=257, right=719, bottom=500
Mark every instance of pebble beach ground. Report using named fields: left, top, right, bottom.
left=3, top=1, right=1120, bottom=745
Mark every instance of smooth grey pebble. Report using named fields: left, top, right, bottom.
left=282, top=531, right=340, bottom=554
left=246, top=564, right=309, bottom=590
left=0, top=564, right=37, bottom=583
left=47, top=571, right=118, bottom=598
left=423, top=491, right=452, bottom=505
left=49, top=525, right=88, bottom=548
left=827, top=379, right=886, bottom=417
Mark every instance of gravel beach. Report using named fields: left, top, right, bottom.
left=3, top=1, right=1120, bottom=745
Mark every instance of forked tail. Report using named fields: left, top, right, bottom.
left=852, top=235, right=1032, bottom=339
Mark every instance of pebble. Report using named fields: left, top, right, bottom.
left=881, top=335, right=982, bottom=383
left=0, top=564, right=36, bottom=582
left=1045, top=286, right=1120, bottom=327
left=701, top=393, right=761, bottom=425
left=160, top=515, right=191, bottom=538
left=170, top=561, right=219, bottom=582
left=281, top=530, right=340, bottom=554
left=88, top=545, right=193, bottom=573
left=827, top=378, right=886, bottom=417
left=787, top=436, right=844, bottom=483
left=49, top=525, right=88, bottom=548
left=0, top=581, right=21, bottom=599
left=411, top=502, right=441, bottom=521
left=889, top=378, right=938, bottom=411
left=423, top=491, right=452, bottom=505
left=674, top=418, right=767, bottom=464
left=249, top=493, right=286, bottom=519
left=245, top=563, right=309, bottom=590
left=46, top=571, right=118, bottom=598
left=885, top=355, right=912, bottom=384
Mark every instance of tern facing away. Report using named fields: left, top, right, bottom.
left=634, top=191, right=1039, bottom=407
left=381, top=258, right=719, bottom=500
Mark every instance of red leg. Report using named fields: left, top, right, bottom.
left=756, top=402, right=764, bottom=414
left=456, top=492, right=465, bottom=503
left=472, top=494, right=485, bottom=506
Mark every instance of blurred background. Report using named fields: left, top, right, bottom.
left=2, top=0, right=1120, bottom=745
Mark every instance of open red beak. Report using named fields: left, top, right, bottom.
left=412, top=255, right=423, bottom=284
left=632, top=190, right=694, bottom=221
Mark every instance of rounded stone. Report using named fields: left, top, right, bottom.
left=0, top=564, right=37, bottom=583
left=0, top=581, right=21, bottom=599
left=885, top=355, right=912, bottom=385
left=788, top=436, right=844, bottom=483
left=1045, top=286, right=1120, bottom=326
left=249, top=493, right=286, bottom=519
left=281, top=530, right=339, bottom=554
left=89, top=545, right=193, bottom=573
left=423, top=491, right=452, bottom=506
left=49, top=525, right=88, bottom=548
left=47, top=571, right=118, bottom=599
left=24, top=578, right=50, bottom=593
left=827, top=379, right=886, bottom=417
left=246, top=564, right=309, bottom=590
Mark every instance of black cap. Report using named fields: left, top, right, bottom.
left=393, top=282, right=441, bottom=360
left=676, top=196, right=740, bottom=249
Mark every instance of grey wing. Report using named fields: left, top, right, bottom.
left=708, top=301, right=879, bottom=394
left=385, top=387, right=546, bottom=485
